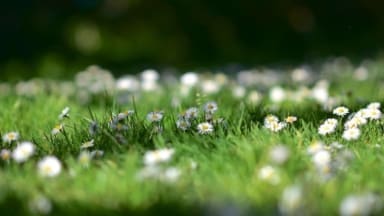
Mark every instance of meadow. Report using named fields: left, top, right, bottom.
left=1, top=58, right=384, bottom=215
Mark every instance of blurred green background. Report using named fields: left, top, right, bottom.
left=1, top=0, right=384, bottom=79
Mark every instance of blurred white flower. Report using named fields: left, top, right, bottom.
left=80, top=139, right=95, bottom=149
left=29, top=195, right=52, bottom=215
left=312, top=150, right=331, bottom=167
left=51, top=124, right=64, bottom=135
left=1, top=149, right=11, bottom=161
left=185, top=107, right=199, bottom=119
left=318, top=118, right=338, bottom=135
left=279, top=185, right=303, bottom=215
left=204, top=101, right=218, bottom=114
left=180, top=72, right=199, bottom=87
left=197, top=122, right=214, bottom=134
left=78, top=151, right=92, bottom=167
left=12, top=141, right=35, bottom=163
left=176, top=118, right=191, bottom=131
left=365, top=108, right=382, bottom=120
left=340, top=193, right=382, bottom=216
left=141, top=69, right=159, bottom=82
left=258, top=165, right=280, bottom=185
left=232, top=85, right=246, bottom=98
left=333, top=106, right=349, bottom=117
left=162, top=167, right=181, bottom=183
left=269, top=86, right=286, bottom=103
left=269, top=145, right=290, bottom=164
left=144, top=148, right=175, bottom=166
left=285, top=116, right=298, bottom=124
left=38, top=156, right=62, bottom=178
left=2, top=131, right=20, bottom=144
left=353, top=66, right=369, bottom=81
left=307, top=141, right=325, bottom=155
left=201, top=80, right=220, bottom=94
left=247, top=90, right=262, bottom=105
left=367, top=102, right=380, bottom=110
left=312, top=84, right=329, bottom=104
left=342, top=127, right=361, bottom=141
left=116, top=75, right=140, bottom=92
left=147, top=111, right=164, bottom=122
left=75, top=65, right=115, bottom=95
left=58, top=107, right=70, bottom=120
left=291, top=68, right=311, bottom=83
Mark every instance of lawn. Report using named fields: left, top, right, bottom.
left=1, top=60, right=384, bottom=215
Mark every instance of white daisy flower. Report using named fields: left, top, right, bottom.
left=365, top=108, right=382, bottom=120
left=146, top=111, right=164, bottom=122
left=324, top=118, right=338, bottom=126
left=264, top=115, right=279, bottom=126
left=78, top=151, right=92, bottom=166
left=367, top=102, right=381, bottom=110
left=176, top=119, right=191, bottom=131
left=333, top=106, right=349, bottom=117
left=267, top=121, right=287, bottom=132
left=318, top=123, right=337, bottom=135
left=344, top=116, right=367, bottom=129
left=1, top=149, right=11, bottom=161
left=203, top=101, right=218, bottom=114
left=80, top=139, right=95, bottom=149
left=342, top=127, right=361, bottom=141
left=12, top=141, right=35, bottom=163
left=37, top=156, right=62, bottom=178
left=144, top=148, right=175, bottom=166
left=285, top=116, right=298, bottom=124
left=185, top=107, right=199, bottom=119
left=197, top=122, right=214, bottom=134
left=58, top=107, right=70, bottom=119
left=2, top=131, right=20, bottom=144
left=258, top=165, right=280, bottom=185
left=117, top=110, right=134, bottom=120
left=318, top=118, right=338, bottom=135
left=51, top=124, right=64, bottom=135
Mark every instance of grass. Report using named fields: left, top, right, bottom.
left=1, top=62, right=384, bottom=215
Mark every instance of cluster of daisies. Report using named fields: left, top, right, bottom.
left=264, top=114, right=298, bottom=132
left=137, top=148, right=182, bottom=183
left=318, top=102, right=382, bottom=141
left=145, top=101, right=220, bottom=135
left=1, top=133, right=62, bottom=178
